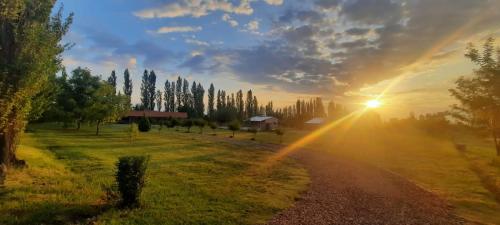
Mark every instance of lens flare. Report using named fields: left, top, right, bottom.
left=365, top=99, right=382, bottom=108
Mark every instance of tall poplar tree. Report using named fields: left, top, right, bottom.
left=107, top=70, right=117, bottom=93
left=164, top=80, right=171, bottom=112
left=156, top=90, right=162, bottom=112
left=148, top=70, right=156, bottom=110
left=140, top=70, right=149, bottom=110
left=208, top=83, right=215, bottom=119
left=246, top=90, right=253, bottom=118
left=123, top=68, right=132, bottom=107
left=176, top=76, right=182, bottom=109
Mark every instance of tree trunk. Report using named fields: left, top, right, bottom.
left=0, top=120, right=24, bottom=168
left=96, top=120, right=101, bottom=136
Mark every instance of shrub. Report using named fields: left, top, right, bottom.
left=183, top=119, right=193, bottom=133
left=171, top=119, right=180, bottom=131
left=209, top=122, right=218, bottom=135
left=275, top=129, right=285, bottom=143
left=138, top=116, right=151, bottom=132
left=228, top=121, right=240, bottom=138
left=115, top=156, right=149, bottom=208
left=194, top=119, right=206, bottom=134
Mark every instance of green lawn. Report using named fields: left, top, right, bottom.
left=1, top=124, right=308, bottom=225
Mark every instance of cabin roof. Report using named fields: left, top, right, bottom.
left=249, top=116, right=276, bottom=122
left=305, top=117, right=326, bottom=124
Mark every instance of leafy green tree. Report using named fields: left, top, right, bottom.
left=236, top=90, right=244, bottom=120
left=69, top=67, right=101, bottom=129
left=228, top=121, right=240, bottom=138
left=208, top=83, right=215, bottom=119
left=86, top=83, right=129, bottom=135
left=107, top=70, right=117, bottom=93
left=123, top=69, right=132, bottom=107
left=169, top=81, right=176, bottom=112
left=0, top=1, right=73, bottom=166
left=449, top=38, right=500, bottom=156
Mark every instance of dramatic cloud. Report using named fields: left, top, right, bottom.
left=155, top=26, right=202, bottom=34
left=179, top=0, right=500, bottom=95
left=245, top=20, right=259, bottom=31
left=134, top=0, right=283, bottom=19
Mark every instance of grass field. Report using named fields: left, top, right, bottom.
left=0, top=124, right=308, bottom=225
left=182, top=124, right=500, bottom=224
left=2, top=122, right=500, bottom=224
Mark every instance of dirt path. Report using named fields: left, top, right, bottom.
left=268, top=149, right=468, bottom=225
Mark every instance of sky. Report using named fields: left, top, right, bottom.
left=56, top=0, right=500, bottom=119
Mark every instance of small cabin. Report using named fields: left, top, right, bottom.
left=305, top=117, right=326, bottom=129
left=249, top=116, right=279, bottom=131
left=122, top=110, right=188, bottom=123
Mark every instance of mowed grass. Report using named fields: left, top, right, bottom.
left=1, top=124, right=308, bottom=225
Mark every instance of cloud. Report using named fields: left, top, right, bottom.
left=264, top=0, right=283, bottom=6
left=154, top=26, right=202, bottom=34
left=222, top=13, right=239, bottom=27
left=185, top=38, right=210, bottom=46
left=134, top=0, right=253, bottom=19
left=245, top=20, right=259, bottom=31
left=179, top=0, right=500, bottom=95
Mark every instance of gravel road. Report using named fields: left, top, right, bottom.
left=268, top=149, right=468, bottom=225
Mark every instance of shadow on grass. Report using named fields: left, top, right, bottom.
left=3, top=201, right=110, bottom=225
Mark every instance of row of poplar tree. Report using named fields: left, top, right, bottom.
left=102, top=69, right=345, bottom=125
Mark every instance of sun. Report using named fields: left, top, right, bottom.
left=365, top=99, right=382, bottom=108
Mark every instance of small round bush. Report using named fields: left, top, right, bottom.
left=138, top=116, right=151, bottom=132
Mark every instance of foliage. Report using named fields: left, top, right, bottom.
left=138, top=116, right=151, bottom=132
left=86, top=82, right=129, bottom=135
left=123, top=69, right=132, bottom=106
left=449, top=38, right=500, bottom=155
left=228, top=121, right=240, bottom=137
left=209, top=122, right=218, bottom=135
left=115, top=156, right=149, bottom=208
left=183, top=119, right=193, bottom=133
left=0, top=0, right=73, bottom=166
left=140, top=70, right=156, bottom=111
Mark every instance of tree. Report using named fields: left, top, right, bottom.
left=228, top=121, right=240, bottom=138
left=140, top=70, right=149, bottom=110
left=148, top=70, right=156, bottom=111
left=236, top=90, right=244, bottom=120
left=107, top=70, right=117, bottom=93
left=138, top=116, right=151, bottom=132
left=176, top=76, right=182, bottom=110
left=0, top=1, right=73, bottom=166
left=86, top=83, right=128, bottom=135
left=69, top=67, right=101, bottom=130
left=246, top=90, right=253, bottom=118
left=123, top=69, right=133, bottom=108
left=195, top=83, right=205, bottom=118
left=169, top=81, right=175, bottom=112
left=164, top=80, right=171, bottom=112
left=449, top=38, right=500, bottom=156
left=252, top=96, right=258, bottom=116
left=156, top=90, right=162, bottom=112
left=208, top=83, right=215, bottom=119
